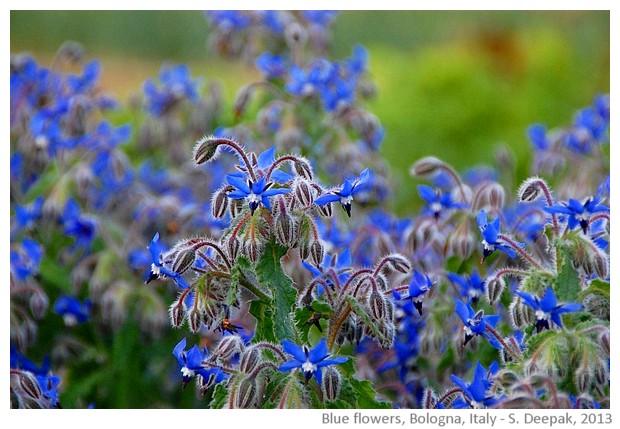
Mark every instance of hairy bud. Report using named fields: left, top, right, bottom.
left=294, top=179, right=314, bottom=207
left=299, top=241, right=311, bottom=261
left=382, top=254, right=411, bottom=274
left=409, top=156, right=445, bottom=177
left=285, top=22, right=308, bottom=49
left=518, top=177, right=545, bottom=202
left=293, top=157, right=313, bottom=180
left=29, top=291, right=49, bottom=320
left=233, top=377, right=258, bottom=409
left=193, top=136, right=220, bottom=165
left=316, top=201, right=333, bottom=218
left=229, top=199, right=244, bottom=218
left=239, top=346, right=262, bottom=374
left=310, top=241, right=325, bottom=267
left=486, top=276, right=506, bottom=305
left=322, top=366, right=342, bottom=401
left=575, top=365, right=593, bottom=393
left=245, top=239, right=263, bottom=264
left=227, top=236, right=240, bottom=261
left=15, top=371, right=42, bottom=400
left=275, top=213, right=296, bottom=247
left=213, top=335, right=244, bottom=361
left=600, top=332, right=610, bottom=356
left=368, top=289, right=387, bottom=321
left=233, top=84, right=253, bottom=118
left=169, top=247, right=196, bottom=275
left=188, top=308, right=202, bottom=333
left=211, top=188, right=229, bottom=219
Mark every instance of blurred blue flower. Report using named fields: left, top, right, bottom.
left=143, top=64, right=199, bottom=116
left=450, top=361, right=504, bottom=408
left=516, top=286, right=582, bottom=333
left=418, top=185, right=467, bottom=219
left=447, top=270, right=485, bottom=304
left=527, top=123, right=550, bottom=151
left=279, top=338, right=347, bottom=385
left=302, top=10, right=338, bottom=27
left=400, top=269, right=433, bottom=315
left=455, top=299, right=501, bottom=348
left=54, top=295, right=91, bottom=326
left=10, top=238, right=43, bottom=281
left=60, top=198, right=97, bottom=250
left=256, top=52, right=288, bottom=79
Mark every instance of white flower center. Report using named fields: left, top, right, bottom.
left=535, top=310, right=549, bottom=321
left=340, top=195, right=353, bottom=205
left=247, top=193, right=261, bottom=204
left=35, top=135, right=49, bottom=150
left=302, top=360, right=317, bottom=373
left=63, top=314, right=78, bottom=327
left=302, top=83, right=314, bottom=96
left=151, top=263, right=161, bottom=276
left=430, top=202, right=442, bottom=213
left=463, top=326, right=474, bottom=337
left=469, top=289, right=482, bottom=299
left=181, top=366, right=195, bottom=378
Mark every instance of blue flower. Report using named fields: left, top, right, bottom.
left=60, top=198, right=97, bottom=250
left=447, top=270, right=485, bottom=304
left=401, top=270, right=433, bottom=315
left=314, top=168, right=371, bottom=217
left=36, top=374, right=61, bottom=407
left=54, top=295, right=91, bottom=326
left=545, top=195, right=609, bottom=234
left=527, top=123, right=550, bottom=151
left=226, top=174, right=290, bottom=215
left=418, top=185, right=467, bottom=219
left=516, top=286, right=582, bottom=333
left=173, top=338, right=223, bottom=387
left=205, top=10, right=252, bottom=31
left=256, top=52, right=288, bottom=79
left=13, top=196, right=43, bottom=233
left=450, top=361, right=504, bottom=409
left=302, top=247, right=352, bottom=293
left=143, top=64, right=199, bottom=116
left=10, top=238, right=43, bottom=281
left=302, top=10, right=338, bottom=27
left=144, top=232, right=189, bottom=289
left=455, top=300, right=502, bottom=348
left=279, top=338, right=348, bottom=385
left=477, top=210, right=521, bottom=262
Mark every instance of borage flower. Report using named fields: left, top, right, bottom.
left=417, top=185, right=467, bottom=219
left=53, top=295, right=91, bottom=326
left=173, top=338, right=225, bottom=387
left=455, top=300, right=501, bottom=348
left=279, top=339, right=347, bottom=385
left=144, top=232, right=189, bottom=289
left=226, top=174, right=290, bottom=215
left=315, top=168, right=371, bottom=217
left=477, top=210, right=522, bottom=262
left=402, top=269, right=433, bottom=315
left=450, top=361, right=504, bottom=409
left=447, top=270, right=485, bottom=305
left=545, top=194, right=609, bottom=234
left=516, top=286, right=582, bottom=333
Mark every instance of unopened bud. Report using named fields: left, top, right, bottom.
left=233, top=84, right=253, bottom=118
left=316, top=201, right=333, bottom=218
left=322, top=366, right=342, bottom=401
left=169, top=302, right=185, bottom=328
left=234, top=377, right=258, bottom=409
left=486, top=276, right=506, bottom=305
left=368, top=289, right=387, bottom=321
left=600, top=332, right=610, bottom=356
left=509, top=298, right=533, bottom=329
left=293, top=158, right=313, bottom=180
left=594, top=359, right=609, bottom=387
left=16, top=371, right=42, bottom=400
left=188, top=308, right=202, bottom=333
left=410, top=156, right=445, bottom=177
left=229, top=198, right=244, bottom=218
left=299, top=242, right=310, bottom=261
left=285, top=22, right=307, bottom=49
left=211, top=188, right=229, bottom=219
left=383, top=254, right=411, bottom=274
left=29, top=291, right=49, bottom=320
left=575, top=365, right=593, bottom=393
left=518, top=177, right=545, bottom=202
left=239, top=346, right=262, bottom=374
left=310, top=241, right=324, bottom=267
left=275, top=213, right=296, bottom=247
left=227, top=236, right=240, bottom=261
left=213, top=335, right=244, bottom=361
left=590, top=250, right=609, bottom=279
left=245, top=240, right=263, bottom=264
left=294, top=179, right=314, bottom=207
left=193, top=136, right=220, bottom=165
left=377, top=323, right=395, bottom=349
left=169, top=247, right=196, bottom=275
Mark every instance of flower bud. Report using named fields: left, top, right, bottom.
left=233, top=377, right=258, bottom=409
left=409, top=156, right=445, bottom=177
left=322, top=366, right=342, bottom=401
left=600, top=331, right=610, bottom=356
left=169, top=247, right=196, bottom=275
left=227, top=236, right=240, bottom=261
left=509, top=298, right=533, bottom=329
left=590, top=250, right=609, bottom=279
left=316, top=201, right=333, bottom=218
left=229, top=198, right=244, bottom=218
left=377, top=323, right=395, bottom=349
left=518, top=177, right=545, bottom=202
left=15, top=371, right=42, bottom=400
left=367, top=289, right=386, bottom=321
left=285, top=22, right=308, bottom=49
left=213, top=335, right=244, bottom=361
left=168, top=302, right=185, bottom=328
left=382, top=253, right=411, bottom=274
left=239, top=346, right=262, bottom=374
left=275, top=213, right=296, bottom=247
left=193, top=136, right=220, bottom=165
left=294, top=179, right=314, bottom=207
left=188, top=307, right=202, bottom=333
left=575, top=365, right=593, bottom=393
left=299, top=242, right=310, bottom=261
left=293, top=157, right=313, bottom=180
left=29, top=291, right=49, bottom=320
left=233, top=84, right=253, bottom=118
left=211, top=188, right=229, bottom=219
left=245, top=239, right=263, bottom=264
left=486, top=276, right=506, bottom=305
left=594, top=359, right=609, bottom=387
left=310, top=241, right=324, bottom=267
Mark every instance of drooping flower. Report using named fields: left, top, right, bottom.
left=447, top=270, right=485, bottom=304
left=10, top=238, right=43, bottom=281
left=173, top=338, right=224, bottom=387
left=455, top=300, right=501, bottom=348
left=226, top=174, right=290, bottom=215
left=279, top=338, right=348, bottom=385
left=314, top=168, right=371, bottom=217
left=144, top=232, right=189, bottom=289
left=402, top=269, right=433, bottom=315
left=417, top=185, right=467, bottom=219
left=516, top=286, right=582, bottom=333
left=545, top=194, right=609, bottom=234
left=60, top=198, right=97, bottom=250
left=450, top=361, right=504, bottom=409
left=477, top=210, right=521, bottom=262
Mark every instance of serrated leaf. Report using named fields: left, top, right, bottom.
left=579, top=279, right=610, bottom=300
left=522, top=329, right=559, bottom=360
left=554, top=252, right=582, bottom=303
left=209, top=383, right=228, bottom=409
left=254, top=240, right=296, bottom=342
left=347, top=378, right=391, bottom=409
left=249, top=299, right=276, bottom=343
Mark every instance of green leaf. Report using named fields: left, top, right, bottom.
left=254, top=240, right=297, bottom=342
left=293, top=300, right=333, bottom=344
left=580, top=279, right=610, bottom=300
left=209, top=383, right=228, bottom=409
left=554, top=252, right=582, bottom=303
left=39, top=256, right=72, bottom=293
left=249, top=299, right=277, bottom=343
left=347, top=378, right=391, bottom=409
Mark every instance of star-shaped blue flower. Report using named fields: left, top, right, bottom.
left=477, top=210, right=521, bottom=262
left=144, top=232, right=189, bottom=289
left=279, top=339, right=348, bottom=385
left=314, top=168, right=371, bottom=217
left=54, top=295, right=91, bottom=326
left=447, top=270, right=485, bottom=304
left=402, top=269, right=433, bottom=315
left=450, top=361, right=504, bottom=409
left=226, top=174, right=290, bottom=215
left=173, top=338, right=223, bottom=387
left=545, top=195, right=609, bottom=234
left=516, top=286, right=582, bottom=333
left=455, top=300, right=502, bottom=348
left=418, top=185, right=467, bottom=219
